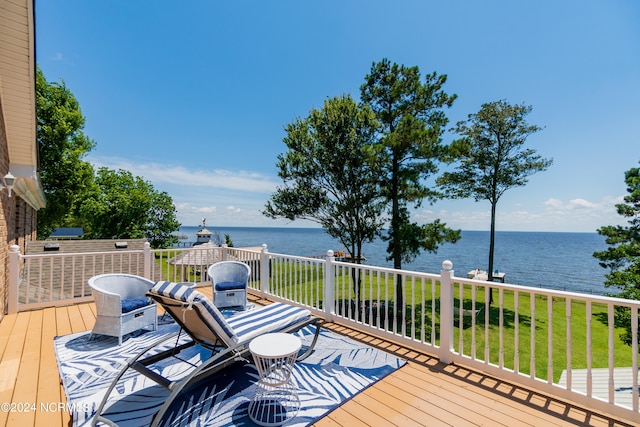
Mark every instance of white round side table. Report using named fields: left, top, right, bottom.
left=248, top=332, right=302, bottom=426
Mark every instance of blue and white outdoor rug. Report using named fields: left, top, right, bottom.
left=54, top=319, right=405, bottom=426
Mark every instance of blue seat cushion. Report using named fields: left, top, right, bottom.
left=215, top=281, right=246, bottom=291
left=121, top=298, right=150, bottom=313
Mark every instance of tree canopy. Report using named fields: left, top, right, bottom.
left=264, top=94, right=386, bottom=270
left=36, top=66, right=95, bottom=236
left=74, top=168, right=179, bottom=247
left=36, top=67, right=180, bottom=247
left=439, top=100, right=552, bottom=292
left=360, top=59, right=460, bottom=266
left=593, top=162, right=640, bottom=346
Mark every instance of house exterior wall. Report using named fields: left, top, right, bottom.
left=0, top=0, right=42, bottom=318
left=0, top=100, right=39, bottom=319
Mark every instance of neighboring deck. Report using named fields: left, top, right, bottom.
left=0, top=290, right=635, bottom=427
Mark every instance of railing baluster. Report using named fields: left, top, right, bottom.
left=431, top=277, right=436, bottom=347
left=369, top=268, right=374, bottom=329
left=410, top=275, right=416, bottom=339
left=485, top=286, right=491, bottom=364
left=471, top=284, right=477, bottom=360
left=61, top=257, right=66, bottom=299
left=586, top=301, right=593, bottom=397
left=633, top=306, right=639, bottom=412
left=288, top=258, right=293, bottom=301
left=499, top=288, right=505, bottom=369
left=48, top=257, right=54, bottom=302
left=530, top=292, right=536, bottom=379
left=377, top=270, right=382, bottom=331
left=301, top=259, right=306, bottom=306
left=28, top=257, right=35, bottom=304
left=566, top=297, right=573, bottom=391
left=384, top=271, right=389, bottom=332
left=514, top=290, right=519, bottom=374
left=420, top=276, right=425, bottom=344
left=316, top=259, right=321, bottom=309
left=70, top=256, right=76, bottom=299
left=33, top=257, right=39, bottom=303
left=547, top=294, right=553, bottom=384
left=390, top=271, right=396, bottom=333
left=458, top=282, right=464, bottom=351
left=608, top=303, right=615, bottom=403
left=401, top=273, right=407, bottom=336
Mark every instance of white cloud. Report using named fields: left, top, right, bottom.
left=544, top=198, right=600, bottom=211
left=413, top=196, right=627, bottom=232
left=226, top=205, right=243, bottom=213
left=543, top=198, right=563, bottom=209
left=88, top=156, right=278, bottom=193
left=194, top=206, right=217, bottom=214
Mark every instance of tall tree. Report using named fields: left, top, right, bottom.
left=36, top=66, right=95, bottom=237
left=438, top=100, right=552, bottom=301
left=264, top=95, right=385, bottom=301
left=76, top=168, right=179, bottom=248
left=360, top=59, right=460, bottom=307
left=593, top=162, right=640, bottom=346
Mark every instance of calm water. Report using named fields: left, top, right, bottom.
left=177, top=226, right=611, bottom=295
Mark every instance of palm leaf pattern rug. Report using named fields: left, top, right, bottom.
left=54, top=320, right=405, bottom=426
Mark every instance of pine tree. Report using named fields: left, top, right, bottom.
left=594, top=162, right=640, bottom=346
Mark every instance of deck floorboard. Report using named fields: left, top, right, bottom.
left=0, top=289, right=635, bottom=427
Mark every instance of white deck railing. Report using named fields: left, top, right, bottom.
left=6, top=243, right=640, bottom=423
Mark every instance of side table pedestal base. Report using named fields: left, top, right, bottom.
left=248, top=386, right=300, bottom=426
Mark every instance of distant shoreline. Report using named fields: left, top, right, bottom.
left=177, top=225, right=600, bottom=235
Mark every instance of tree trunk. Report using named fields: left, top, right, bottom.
left=352, top=242, right=362, bottom=310
left=488, top=201, right=497, bottom=304
left=391, top=153, right=404, bottom=310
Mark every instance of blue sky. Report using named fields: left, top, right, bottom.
left=35, top=1, right=639, bottom=232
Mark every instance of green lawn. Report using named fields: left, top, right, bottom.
left=451, top=287, right=630, bottom=381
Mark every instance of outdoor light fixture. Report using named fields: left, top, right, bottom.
left=1, top=172, right=16, bottom=197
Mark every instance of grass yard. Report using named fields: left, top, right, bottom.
left=452, top=287, right=630, bottom=382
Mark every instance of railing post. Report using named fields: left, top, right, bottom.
left=260, top=244, right=269, bottom=295
left=222, top=244, right=229, bottom=261
left=143, top=242, right=151, bottom=279
left=324, top=250, right=335, bottom=320
left=7, top=245, right=20, bottom=314
left=439, top=259, right=454, bottom=364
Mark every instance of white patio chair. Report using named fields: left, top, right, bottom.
left=88, top=273, right=158, bottom=345
left=207, top=261, right=251, bottom=309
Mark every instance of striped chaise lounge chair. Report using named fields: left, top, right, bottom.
left=91, top=281, right=322, bottom=427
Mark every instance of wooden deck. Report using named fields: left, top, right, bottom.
left=0, top=290, right=635, bottom=427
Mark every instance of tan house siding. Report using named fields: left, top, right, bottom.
left=0, top=0, right=42, bottom=318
